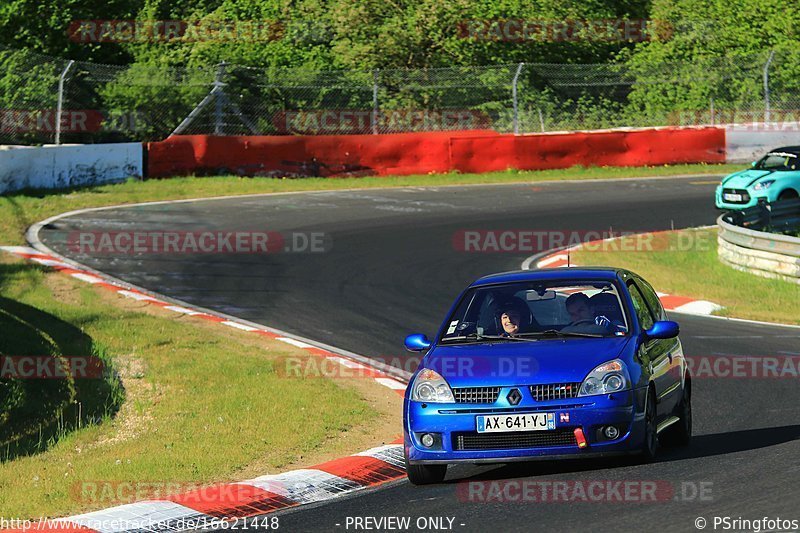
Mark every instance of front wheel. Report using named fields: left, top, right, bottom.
left=405, top=453, right=447, bottom=485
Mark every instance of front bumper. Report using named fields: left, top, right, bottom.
left=404, top=388, right=646, bottom=464
left=714, top=185, right=770, bottom=210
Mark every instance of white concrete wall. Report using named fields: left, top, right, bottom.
left=725, top=125, right=800, bottom=163
left=0, top=143, right=143, bottom=194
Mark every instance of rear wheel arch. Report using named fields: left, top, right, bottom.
left=662, top=372, right=692, bottom=447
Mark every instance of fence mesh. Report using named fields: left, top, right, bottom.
left=1, top=45, right=798, bottom=145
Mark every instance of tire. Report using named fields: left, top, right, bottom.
left=639, top=388, right=658, bottom=461
left=662, top=380, right=692, bottom=447
left=405, top=459, right=447, bottom=485
left=404, top=447, right=447, bottom=485
left=778, top=189, right=799, bottom=201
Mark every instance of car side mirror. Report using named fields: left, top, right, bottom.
left=404, top=333, right=431, bottom=352
left=645, top=321, right=680, bottom=340
left=751, top=161, right=757, bottom=167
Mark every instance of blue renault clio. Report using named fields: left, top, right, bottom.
left=403, top=267, right=691, bottom=484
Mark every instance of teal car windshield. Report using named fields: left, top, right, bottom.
left=755, top=152, right=800, bottom=171
left=440, top=280, right=629, bottom=342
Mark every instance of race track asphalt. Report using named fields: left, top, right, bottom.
left=38, top=176, right=800, bottom=532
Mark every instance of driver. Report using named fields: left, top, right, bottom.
left=565, top=293, right=593, bottom=324
left=565, top=292, right=614, bottom=328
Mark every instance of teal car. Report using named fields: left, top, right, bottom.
left=716, top=146, right=800, bottom=210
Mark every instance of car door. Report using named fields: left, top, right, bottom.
left=634, top=276, right=685, bottom=413
left=626, top=279, right=673, bottom=422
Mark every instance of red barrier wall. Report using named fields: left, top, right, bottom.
left=450, top=127, right=726, bottom=173
left=146, top=130, right=498, bottom=178
left=146, top=127, right=725, bottom=178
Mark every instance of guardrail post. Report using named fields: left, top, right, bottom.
left=512, top=62, right=524, bottom=134
left=763, top=50, right=775, bottom=123
left=214, top=61, right=227, bottom=135
left=709, top=97, right=715, bottom=126
left=372, top=69, right=379, bottom=135
left=172, top=59, right=257, bottom=136
left=55, top=60, right=75, bottom=145
left=759, top=202, right=771, bottom=230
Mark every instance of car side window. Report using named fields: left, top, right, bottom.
left=627, top=281, right=655, bottom=331
left=635, top=278, right=666, bottom=321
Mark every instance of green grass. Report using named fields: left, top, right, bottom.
left=0, top=163, right=738, bottom=246
left=0, top=285, right=124, bottom=462
left=0, top=255, right=377, bottom=518
left=571, top=228, right=800, bottom=325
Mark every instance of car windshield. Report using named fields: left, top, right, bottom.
left=440, top=280, right=629, bottom=343
left=755, top=152, right=800, bottom=171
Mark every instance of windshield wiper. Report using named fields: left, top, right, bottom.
left=520, top=329, right=604, bottom=339
left=440, top=333, right=538, bottom=343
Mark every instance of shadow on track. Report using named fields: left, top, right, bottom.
left=450, top=424, right=800, bottom=483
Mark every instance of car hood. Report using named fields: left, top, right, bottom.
left=721, top=169, right=774, bottom=188
left=424, top=336, right=632, bottom=387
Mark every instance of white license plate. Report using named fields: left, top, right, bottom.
left=723, top=193, right=743, bottom=202
left=476, top=413, right=555, bottom=433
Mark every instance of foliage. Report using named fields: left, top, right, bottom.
left=1, top=0, right=799, bottom=141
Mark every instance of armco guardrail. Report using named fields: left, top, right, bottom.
left=717, top=198, right=800, bottom=283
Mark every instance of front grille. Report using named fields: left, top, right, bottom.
left=722, top=188, right=751, bottom=204
left=530, top=383, right=581, bottom=401
left=453, top=387, right=501, bottom=404
left=453, top=428, right=576, bottom=450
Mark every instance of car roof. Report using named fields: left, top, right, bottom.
left=471, top=267, right=627, bottom=287
left=768, top=146, right=800, bottom=156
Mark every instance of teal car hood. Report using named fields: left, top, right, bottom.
left=721, top=169, right=774, bottom=188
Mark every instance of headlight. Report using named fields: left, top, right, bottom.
left=753, top=179, right=775, bottom=190
left=410, top=368, right=454, bottom=403
left=578, top=359, right=630, bottom=397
